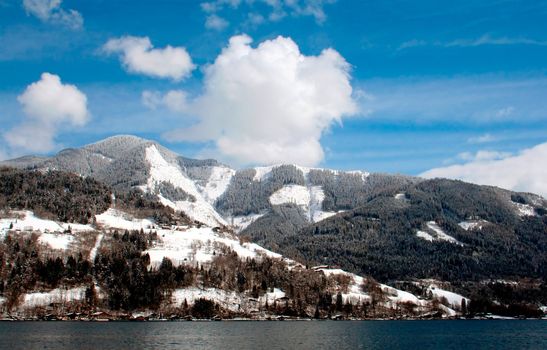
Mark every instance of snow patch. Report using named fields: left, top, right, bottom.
left=89, top=233, right=104, bottom=261
left=394, top=193, right=407, bottom=200
left=270, top=185, right=310, bottom=207
left=143, top=226, right=281, bottom=268
left=269, top=185, right=337, bottom=223
left=317, top=269, right=371, bottom=304
left=260, top=288, right=286, bottom=305
left=1, top=210, right=61, bottom=233
left=230, top=213, right=265, bottom=232
left=172, top=287, right=243, bottom=313
left=458, top=220, right=489, bottom=231
left=201, top=166, right=235, bottom=204
left=38, top=233, right=74, bottom=250
left=252, top=166, right=275, bottom=182
left=512, top=202, right=536, bottom=217
left=0, top=211, right=92, bottom=239
left=157, top=194, right=226, bottom=228
left=416, top=222, right=463, bottom=245
left=22, top=286, right=86, bottom=308
left=346, top=170, right=370, bottom=182
left=143, top=145, right=227, bottom=227
left=427, top=285, right=469, bottom=309
left=416, top=230, right=434, bottom=242
left=95, top=208, right=155, bottom=231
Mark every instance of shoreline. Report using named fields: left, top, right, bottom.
left=1, top=316, right=544, bottom=322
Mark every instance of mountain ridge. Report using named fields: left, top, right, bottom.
left=2, top=134, right=546, bottom=286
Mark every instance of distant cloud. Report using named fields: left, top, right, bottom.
left=163, top=34, right=357, bottom=166
left=359, top=76, right=547, bottom=124
left=23, top=0, right=83, bottom=30
left=399, top=34, right=547, bottom=50
left=205, top=14, right=229, bottom=31
left=246, top=13, right=265, bottom=26
left=102, top=36, right=195, bottom=81
left=3, top=73, right=89, bottom=153
left=495, top=106, right=515, bottom=118
left=200, top=0, right=336, bottom=29
left=142, top=90, right=188, bottom=113
left=397, top=39, right=427, bottom=50
left=421, top=142, right=547, bottom=197
left=445, top=34, right=547, bottom=47
left=456, top=150, right=511, bottom=162
left=467, top=133, right=496, bottom=144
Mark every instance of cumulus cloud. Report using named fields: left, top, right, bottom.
left=23, top=0, right=83, bottom=29
left=102, top=36, right=195, bottom=81
left=3, top=73, right=89, bottom=153
left=421, top=142, right=547, bottom=198
left=205, top=14, right=229, bottom=30
left=162, top=34, right=356, bottom=166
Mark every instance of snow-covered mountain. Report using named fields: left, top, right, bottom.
left=1, top=135, right=385, bottom=230
left=1, top=135, right=546, bottom=319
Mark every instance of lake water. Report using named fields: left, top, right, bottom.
left=0, top=320, right=545, bottom=349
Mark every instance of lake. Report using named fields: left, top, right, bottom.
left=0, top=320, right=545, bottom=349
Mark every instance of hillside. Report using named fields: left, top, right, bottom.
left=1, top=135, right=546, bottom=318
left=0, top=169, right=480, bottom=320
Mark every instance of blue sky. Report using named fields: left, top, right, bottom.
left=1, top=0, right=546, bottom=183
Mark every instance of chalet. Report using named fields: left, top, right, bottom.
left=91, top=311, right=111, bottom=321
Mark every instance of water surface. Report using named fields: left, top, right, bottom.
left=1, top=320, right=545, bottom=349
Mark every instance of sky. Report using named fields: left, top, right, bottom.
left=0, top=0, right=546, bottom=196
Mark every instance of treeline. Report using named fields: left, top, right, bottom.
left=217, top=165, right=306, bottom=217
left=0, top=167, right=192, bottom=227
left=113, top=189, right=192, bottom=226
left=1, top=229, right=544, bottom=318
left=266, top=179, right=547, bottom=283
left=0, top=233, right=93, bottom=310
left=94, top=230, right=194, bottom=310
left=0, top=167, right=111, bottom=224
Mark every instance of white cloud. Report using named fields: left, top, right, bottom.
left=142, top=90, right=188, bottom=113
left=102, top=36, right=195, bottom=81
left=163, top=34, right=357, bottom=166
left=467, top=133, right=495, bottom=144
left=246, top=13, right=265, bottom=26
left=445, top=34, right=547, bottom=47
left=205, top=14, right=229, bottom=30
left=456, top=150, right=512, bottom=162
left=495, top=106, right=515, bottom=118
left=285, top=0, right=335, bottom=24
left=3, top=72, right=89, bottom=153
left=23, top=0, right=83, bottom=29
left=200, top=0, right=335, bottom=28
left=421, top=142, right=547, bottom=198
left=399, top=34, right=547, bottom=50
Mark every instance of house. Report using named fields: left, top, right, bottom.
left=91, top=311, right=111, bottom=321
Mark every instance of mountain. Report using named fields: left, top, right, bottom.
left=3, top=135, right=406, bottom=230
left=2, top=135, right=546, bottom=317
left=0, top=167, right=479, bottom=320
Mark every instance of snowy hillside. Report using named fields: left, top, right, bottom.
left=0, top=207, right=467, bottom=319
left=140, top=145, right=228, bottom=227
left=0, top=135, right=378, bottom=231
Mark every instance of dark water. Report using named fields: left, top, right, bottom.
left=0, top=320, right=545, bottom=350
